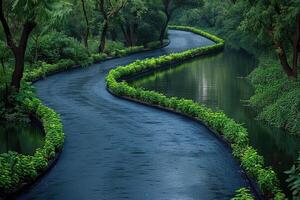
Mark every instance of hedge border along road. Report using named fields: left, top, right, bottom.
left=0, top=41, right=169, bottom=199
left=106, top=25, right=287, bottom=200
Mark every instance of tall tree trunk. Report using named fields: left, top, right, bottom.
left=10, top=22, right=36, bottom=91
left=1, top=59, right=8, bottom=107
left=159, top=14, right=170, bottom=46
left=99, top=20, right=109, bottom=53
left=11, top=50, right=25, bottom=90
left=276, top=45, right=296, bottom=78
left=81, top=0, right=90, bottom=49
left=110, top=28, right=117, bottom=41
left=131, top=23, right=138, bottom=46
left=120, top=23, right=131, bottom=46
left=292, top=15, right=300, bottom=78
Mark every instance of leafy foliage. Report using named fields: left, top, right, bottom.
left=286, top=153, right=300, bottom=198
left=231, top=188, right=254, bottom=200
left=106, top=26, right=285, bottom=199
left=27, top=31, right=92, bottom=66
left=249, top=61, right=300, bottom=135
left=0, top=83, right=64, bottom=195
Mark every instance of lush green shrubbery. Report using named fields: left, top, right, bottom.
left=231, top=188, right=254, bottom=200
left=248, top=60, right=300, bottom=135
left=0, top=83, right=64, bottom=195
left=27, top=32, right=92, bottom=66
left=106, top=26, right=285, bottom=199
left=286, top=153, right=300, bottom=198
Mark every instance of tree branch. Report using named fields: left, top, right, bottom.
left=0, top=0, right=17, bottom=51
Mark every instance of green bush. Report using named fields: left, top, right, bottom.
left=106, top=26, right=284, bottom=199
left=286, top=153, right=300, bottom=198
left=231, top=188, right=254, bottom=200
left=0, top=81, right=64, bottom=195
left=27, top=31, right=91, bottom=66
left=241, top=146, right=264, bottom=177
left=249, top=59, right=300, bottom=135
left=257, top=168, right=280, bottom=195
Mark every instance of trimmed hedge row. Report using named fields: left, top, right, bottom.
left=0, top=42, right=166, bottom=197
left=24, top=43, right=168, bottom=82
left=106, top=26, right=286, bottom=199
left=0, top=94, right=64, bottom=196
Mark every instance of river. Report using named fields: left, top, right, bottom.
left=130, top=47, right=300, bottom=194
left=18, top=30, right=252, bottom=200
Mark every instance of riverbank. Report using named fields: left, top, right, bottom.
left=0, top=41, right=168, bottom=199
left=106, top=26, right=286, bottom=199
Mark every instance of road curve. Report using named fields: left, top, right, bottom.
left=18, top=30, right=249, bottom=200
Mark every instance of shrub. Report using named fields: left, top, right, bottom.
left=257, top=168, right=280, bottom=195
left=231, top=188, right=254, bottom=200
left=241, top=147, right=264, bottom=177
left=286, top=153, right=300, bottom=198
left=249, top=59, right=300, bottom=135
left=0, top=82, right=64, bottom=195
left=27, top=31, right=91, bottom=66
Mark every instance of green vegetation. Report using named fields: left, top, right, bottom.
left=172, top=0, right=300, bottom=136
left=106, top=26, right=285, bottom=199
left=173, top=2, right=300, bottom=198
left=231, top=188, right=254, bottom=200
left=286, top=153, right=300, bottom=198
left=0, top=0, right=299, bottom=198
left=0, top=83, right=64, bottom=195
left=249, top=60, right=300, bottom=135
left=0, top=0, right=181, bottom=196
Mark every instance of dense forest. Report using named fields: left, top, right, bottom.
left=0, top=0, right=300, bottom=200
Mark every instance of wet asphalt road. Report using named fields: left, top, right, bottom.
left=18, top=30, right=248, bottom=200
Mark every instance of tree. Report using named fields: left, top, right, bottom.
left=119, top=0, right=147, bottom=46
left=97, top=0, right=127, bottom=52
left=81, top=0, right=92, bottom=48
left=0, top=0, right=69, bottom=91
left=0, top=41, right=10, bottom=106
left=158, top=0, right=203, bottom=45
left=240, top=0, right=300, bottom=78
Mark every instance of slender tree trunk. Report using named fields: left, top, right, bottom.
left=131, top=23, right=138, bottom=46
left=120, top=24, right=130, bottom=46
left=81, top=0, right=90, bottom=48
left=1, top=59, right=8, bottom=107
left=11, top=50, right=25, bottom=90
left=99, top=20, right=109, bottom=53
left=110, top=28, right=117, bottom=41
left=292, top=15, right=300, bottom=78
left=34, top=34, right=40, bottom=63
left=159, top=14, right=170, bottom=46
left=276, top=45, right=295, bottom=78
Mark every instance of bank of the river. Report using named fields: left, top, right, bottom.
left=130, top=46, right=300, bottom=196
left=16, top=28, right=252, bottom=200
left=0, top=41, right=168, bottom=199
left=107, top=26, right=286, bottom=199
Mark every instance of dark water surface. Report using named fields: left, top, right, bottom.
left=0, top=121, right=44, bottom=155
left=131, top=47, right=300, bottom=193
left=18, top=31, right=251, bottom=200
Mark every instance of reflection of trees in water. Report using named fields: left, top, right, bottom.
left=0, top=122, right=44, bottom=155
left=130, top=47, right=300, bottom=190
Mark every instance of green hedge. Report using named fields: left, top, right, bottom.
left=232, top=188, right=254, bottom=200
left=0, top=91, right=64, bottom=195
left=106, top=26, right=286, bottom=199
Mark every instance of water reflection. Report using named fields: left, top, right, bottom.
left=0, top=121, right=44, bottom=155
left=130, top=47, right=300, bottom=192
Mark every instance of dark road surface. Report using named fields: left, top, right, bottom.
left=18, top=30, right=249, bottom=200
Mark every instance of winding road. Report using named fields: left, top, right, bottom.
left=19, top=30, right=249, bottom=200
